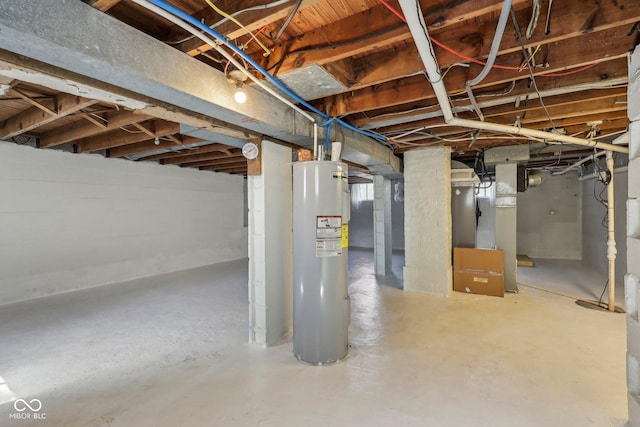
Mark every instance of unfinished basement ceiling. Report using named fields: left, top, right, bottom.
left=0, top=0, right=636, bottom=173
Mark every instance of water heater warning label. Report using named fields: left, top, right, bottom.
left=316, top=239, right=342, bottom=257
left=316, top=216, right=342, bottom=257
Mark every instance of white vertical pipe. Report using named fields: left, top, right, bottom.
left=606, top=150, right=617, bottom=311
left=313, top=122, right=318, bottom=160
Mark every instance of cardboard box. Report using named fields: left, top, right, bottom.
left=453, top=248, right=504, bottom=297
left=453, top=270, right=504, bottom=297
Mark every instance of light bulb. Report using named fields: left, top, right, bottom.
left=154, top=137, right=160, bottom=145
left=234, top=88, right=247, bottom=104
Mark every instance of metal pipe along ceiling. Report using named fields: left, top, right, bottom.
left=396, top=0, right=629, bottom=154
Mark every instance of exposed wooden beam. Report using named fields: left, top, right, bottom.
left=188, top=157, right=247, bottom=167
left=8, top=87, right=57, bottom=115
left=171, top=0, right=324, bottom=57
left=262, top=0, right=524, bottom=75
left=377, top=87, right=627, bottom=135
left=40, top=110, right=149, bottom=148
left=86, top=0, right=122, bottom=12
left=107, top=136, right=205, bottom=158
left=0, top=93, right=97, bottom=139
left=162, top=150, right=243, bottom=166
left=199, top=168, right=247, bottom=175
left=138, top=142, right=234, bottom=162
left=78, top=112, right=108, bottom=130
left=200, top=165, right=247, bottom=174
left=322, top=27, right=633, bottom=117
left=76, top=120, right=179, bottom=153
left=200, top=163, right=247, bottom=171
left=354, top=58, right=628, bottom=128
left=326, top=0, right=640, bottom=91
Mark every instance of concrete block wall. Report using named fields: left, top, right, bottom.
left=349, top=191, right=405, bottom=251
left=627, top=46, right=640, bottom=427
left=0, top=141, right=247, bottom=305
left=403, top=147, right=452, bottom=296
left=247, top=141, right=292, bottom=346
left=518, top=171, right=582, bottom=260
left=583, top=167, right=628, bottom=286
left=373, top=175, right=392, bottom=275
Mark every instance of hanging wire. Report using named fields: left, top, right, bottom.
left=204, top=0, right=271, bottom=56
left=376, top=0, right=600, bottom=77
left=271, top=0, right=303, bottom=44
left=510, top=7, right=556, bottom=130
left=165, top=0, right=290, bottom=45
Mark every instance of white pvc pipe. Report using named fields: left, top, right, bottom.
left=451, top=118, right=629, bottom=153
left=131, top=0, right=317, bottom=124
left=606, top=150, right=617, bottom=311
left=313, top=122, right=318, bottom=160
left=396, top=0, right=629, bottom=155
left=551, top=151, right=606, bottom=175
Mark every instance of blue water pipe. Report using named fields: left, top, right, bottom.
left=146, top=0, right=389, bottom=145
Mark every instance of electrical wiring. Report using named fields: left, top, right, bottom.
left=390, top=132, right=540, bottom=144
left=271, top=0, right=303, bottom=44
left=592, top=154, right=611, bottom=227
left=166, top=0, right=290, bottom=45
left=510, top=8, right=556, bottom=130
left=241, top=25, right=268, bottom=51
left=136, top=0, right=392, bottom=149
left=265, top=24, right=403, bottom=72
left=597, top=279, right=610, bottom=309
left=377, top=0, right=601, bottom=77
left=119, top=126, right=146, bottom=134
left=378, top=0, right=405, bottom=22
left=204, top=0, right=272, bottom=57
left=521, top=45, right=541, bottom=70
left=526, top=0, right=541, bottom=39
left=140, top=0, right=314, bottom=122
left=89, top=112, right=109, bottom=123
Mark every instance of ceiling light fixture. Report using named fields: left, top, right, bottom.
left=234, top=82, right=247, bottom=104
left=227, top=69, right=248, bottom=104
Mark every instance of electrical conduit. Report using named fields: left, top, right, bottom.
left=396, top=0, right=629, bottom=154
left=465, top=0, right=513, bottom=120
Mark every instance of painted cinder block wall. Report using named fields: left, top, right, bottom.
left=0, top=142, right=247, bottom=305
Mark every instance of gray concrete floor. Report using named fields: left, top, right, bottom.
left=0, top=249, right=627, bottom=426
left=518, top=258, right=625, bottom=309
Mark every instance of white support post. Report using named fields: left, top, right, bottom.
left=403, top=147, right=452, bottom=296
left=373, top=175, right=392, bottom=276
left=247, top=141, right=293, bottom=346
